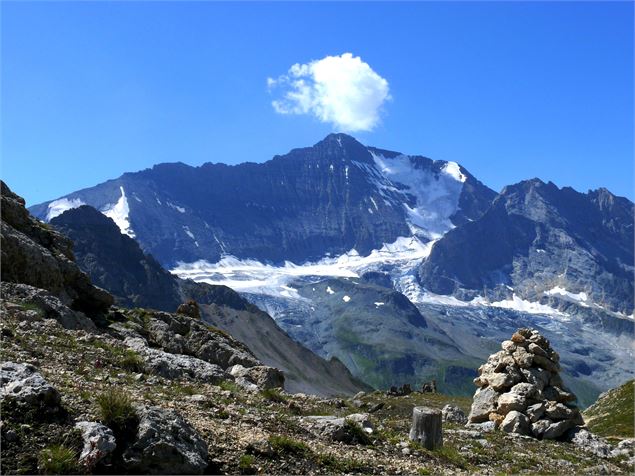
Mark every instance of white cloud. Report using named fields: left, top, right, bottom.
left=268, top=53, right=390, bottom=132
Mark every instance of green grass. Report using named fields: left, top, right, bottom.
left=584, top=379, right=634, bottom=439
left=92, top=340, right=144, bottom=372
left=238, top=454, right=256, bottom=474
left=38, top=445, right=79, bottom=475
left=343, top=419, right=372, bottom=445
left=96, top=388, right=138, bottom=437
left=261, top=388, right=287, bottom=403
left=315, top=453, right=368, bottom=473
left=268, top=435, right=311, bottom=457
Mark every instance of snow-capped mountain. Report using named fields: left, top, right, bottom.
left=29, top=133, right=495, bottom=265
left=29, top=134, right=634, bottom=402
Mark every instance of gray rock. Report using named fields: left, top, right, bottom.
left=467, top=386, right=499, bottom=423
left=533, top=354, right=559, bottom=373
left=442, top=404, right=467, bottom=424
left=526, top=402, right=546, bottom=422
left=482, top=372, right=514, bottom=392
left=497, top=392, right=528, bottom=415
left=543, top=419, right=576, bottom=440
left=125, top=337, right=228, bottom=384
left=531, top=419, right=552, bottom=438
left=543, top=385, right=575, bottom=403
left=0, top=361, right=60, bottom=410
left=75, top=421, right=116, bottom=469
left=500, top=411, right=530, bottom=436
left=512, top=347, right=533, bottom=368
left=122, top=406, right=209, bottom=474
left=544, top=402, right=574, bottom=420
left=509, top=382, right=540, bottom=399
left=229, top=364, right=284, bottom=390
left=465, top=421, right=496, bottom=432
left=521, top=367, right=550, bottom=390
left=302, top=413, right=373, bottom=442
left=568, top=428, right=612, bottom=458
left=527, top=342, right=548, bottom=357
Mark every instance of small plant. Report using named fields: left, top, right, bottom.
left=238, top=454, right=256, bottom=474
left=268, top=435, right=311, bottom=456
left=118, top=349, right=144, bottom=372
left=343, top=419, right=372, bottom=445
left=261, top=388, right=286, bottom=403
left=219, top=380, right=241, bottom=393
left=96, top=388, right=138, bottom=436
left=38, top=445, right=79, bottom=475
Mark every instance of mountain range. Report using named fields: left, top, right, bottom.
left=30, top=133, right=634, bottom=404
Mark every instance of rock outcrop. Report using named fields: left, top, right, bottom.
left=0, top=361, right=61, bottom=412
left=1, top=181, right=113, bottom=318
left=468, top=328, right=584, bottom=439
left=121, top=406, right=209, bottom=474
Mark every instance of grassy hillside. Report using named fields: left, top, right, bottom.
left=584, top=379, right=634, bottom=440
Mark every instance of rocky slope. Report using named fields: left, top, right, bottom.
left=2, top=305, right=633, bottom=475
left=50, top=204, right=368, bottom=397
left=30, top=133, right=495, bottom=265
left=584, top=379, right=634, bottom=440
left=418, top=179, right=634, bottom=317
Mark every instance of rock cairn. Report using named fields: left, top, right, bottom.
left=467, top=328, right=584, bottom=439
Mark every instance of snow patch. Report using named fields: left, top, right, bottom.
left=101, top=187, right=135, bottom=238
left=374, top=302, right=385, bottom=307
left=171, top=235, right=433, bottom=300
left=545, top=286, right=589, bottom=306
left=487, top=294, right=566, bottom=316
left=167, top=201, right=185, bottom=213
left=442, top=162, right=467, bottom=182
left=369, top=151, right=464, bottom=240
left=45, top=198, right=85, bottom=221
left=342, top=295, right=351, bottom=303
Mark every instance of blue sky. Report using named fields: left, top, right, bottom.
left=2, top=1, right=633, bottom=205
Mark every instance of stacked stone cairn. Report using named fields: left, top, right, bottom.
left=467, top=328, right=584, bottom=439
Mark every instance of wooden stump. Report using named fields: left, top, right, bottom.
left=409, top=406, right=443, bottom=450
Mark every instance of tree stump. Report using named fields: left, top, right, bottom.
left=409, top=406, right=443, bottom=450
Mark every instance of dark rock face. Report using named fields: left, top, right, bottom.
left=418, top=179, right=634, bottom=315
left=30, top=134, right=495, bottom=266
left=51, top=206, right=183, bottom=312
left=1, top=182, right=113, bottom=317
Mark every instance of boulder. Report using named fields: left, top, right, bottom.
left=441, top=404, right=467, bottom=424
left=543, top=419, right=576, bottom=440
left=0, top=361, right=61, bottom=411
left=302, top=413, right=373, bottom=443
left=497, top=392, right=527, bottom=415
left=122, top=406, right=209, bottom=474
left=500, top=411, right=530, bottom=436
left=467, top=386, right=499, bottom=423
left=176, top=300, right=201, bottom=320
left=567, top=428, right=612, bottom=458
left=229, top=365, right=284, bottom=390
left=125, top=337, right=228, bottom=384
left=75, top=421, right=117, bottom=469
left=526, top=402, right=546, bottom=422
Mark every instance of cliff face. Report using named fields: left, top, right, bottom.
left=418, top=179, right=634, bottom=315
left=30, top=134, right=495, bottom=266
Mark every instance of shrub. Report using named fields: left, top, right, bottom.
left=268, top=435, right=310, bottom=456
left=118, top=349, right=144, bottom=372
left=343, top=419, right=372, bottom=445
left=238, top=454, right=256, bottom=474
left=261, top=388, right=286, bottom=403
left=96, top=388, right=138, bottom=437
left=38, top=445, right=79, bottom=475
